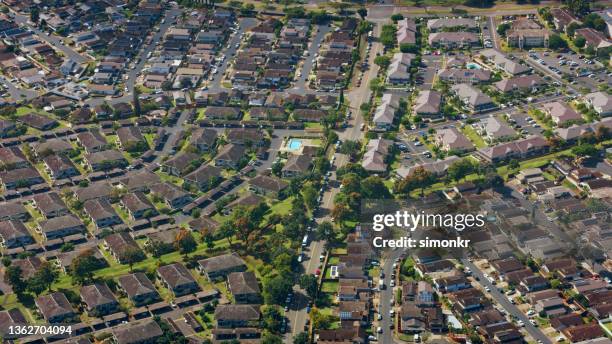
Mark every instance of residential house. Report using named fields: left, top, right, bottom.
left=104, top=232, right=143, bottom=264
left=215, top=304, right=261, bottom=328
left=494, top=75, right=545, bottom=93
left=428, top=32, right=480, bottom=49
left=85, top=150, right=128, bottom=171
left=542, top=101, right=582, bottom=126
left=80, top=282, right=119, bottom=316
left=451, top=83, right=496, bottom=113
left=438, top=69, right=491, bottom=84
left=112, top=319, right=164, bottom=344
left=248, top=175, right=288, bottom=197
left=190, top=128, right=217, bottom=152
left=507, top=29, right=550, bottom=49
left=149, top=183, right=192, bottom=209
left=373, top=93, right=402, bottom=131
left=362, top=138, right=392, bottom=174
left=228, top=271, right=261, bottom=304
left=198, top=253, right=247, bottom=281
left=414, top=90, right=442, bottom=117
left=478, top=116, right=517, bottom=142
left=43, top=154, right=79, bottom=180
left=118, top=272, right=160, bottom=306
left=32, top=192, right=69, bottom=219
left=162, top=152, right=200, bottom=176
left=575, top=28, right=612, bottom=52
left=434, top=128, right=474, bottom=152
left=38, top=214, right=84, bottom=241
left=282, top=154, right=311, bottom=178
left=36, top=292, right=76, bottom=323
left=0, top=220, right=34, bottom=248
left=584, top=92, right=612, bottom=117
left=120, top=192, right=158, bottom=220
left=550, top=8, right=581, bottom=33
left=387, top=53, right=414, bottom=84
left=215, top=144, right=246, bottom=170
left=0, top=167, right=45, bottom=189
left=157, top=262, right=200, bottom=296
left=184, top=165, right=222, bottom=191
left=83, top=198, right=122, bottom=229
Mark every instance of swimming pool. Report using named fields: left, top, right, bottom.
left=288, top=139, right=302, bottom=151
left=466, top=62, right=481, bottom=70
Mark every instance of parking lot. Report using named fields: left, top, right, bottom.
left=509, top=111, right=544, bottom=136
left=526, top=51, right=609, bottom=92
left=417, top=54, right=442, bottom=90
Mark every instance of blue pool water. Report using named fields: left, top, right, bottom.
left=288, top=139, right=302, bottom=151
left=467, top=62, right=481, bottom=70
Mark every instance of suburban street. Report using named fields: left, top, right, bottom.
left=9, top=10, right=90, bottom=64
left=462, top=258, right=553, bottom=344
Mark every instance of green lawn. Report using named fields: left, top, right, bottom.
left=461, top=125, right=487, bottom=148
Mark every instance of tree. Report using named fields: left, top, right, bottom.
left=574, top=36, right=586, bottom=48
left=262, top=306, right=284, bottom=333
left=567, top=22, right=581, bottom=37
left=30, top=7, right=40, bottom=24
left=565, top=0, right=589, bottom=16
left=447, top=158, right=476, bottom=182
left=400, top=43, right=419, bottom=53
left=585, top=44, right=596, bottom=56
left=263, top=275, right=293, bottom=305
left=316, top=221, right=336, bottom=244
left=293, top=332, right=309, bottom=344
left=175, top=228, right=197, bottom=255
left=121, top=247, right=144, bottom=272
left=4, top=266, right=26, bottom=294
left=548, top=34, right=568, bottom=50
left=391, top=13, right=404, bottom=22
left=27, top=262, right=58, bottom=295
left=509, top=159, right=520, bottom=170
left=70, top=251, right=101, bottom=284
left=299, top=275, right=318, bottom=300
left=374, top=55, right=391, bottom=69
left=309, top=308, right=339, bottom=330
left=361, top=176, right=391, bottom=199
left=497, top=23, right=511, bottom=37
left=302, top=185, right=318, bottom=211
left=583, top=13, right=606, bottom=31
left=338, top=140, right=362, bottom=160
left=572, top=143, right=598, bottom=157
left=357, top=7, right=367, bottom=19
left=380, top=24, right=397, bottom=49
left=262, top=333, right=283, bottom=344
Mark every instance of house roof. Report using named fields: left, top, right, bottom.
left=414, top=90, right=441, bottom=115
left=118, top=272, right=157, bottom=299
left=80, top=282, right=117, bottom=308
left=542, top=101, right=581, bottom=123
left=184, top=165, right=222, bottom=185
left=112, top=319, right=163, bottom=344
left=35, top=292, right=74, bottom=320
left=228, top=271, right=260, bottom=295
left=215, top=304, right=260, bottom=321
left=121, top=192, right=155, bottom=214
left=33, top=192, right=67, bottom=216
left=216, top=144, right=245, bottom=164
left=40, top=214, right=83, bottom=233
left=249, top=174, right=288, bottom=193
left=198, top=253, right=246, bottom=273
left=0, top=219, right=30, bottom=242
left=435, top=128, right=474, bottom=151
left=157, top=262, right=197, bottom=289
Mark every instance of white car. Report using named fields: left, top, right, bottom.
left=517, top=320, right=524, bottom=327
left=377, top=327, right=383, bottom=334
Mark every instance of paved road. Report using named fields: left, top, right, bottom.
left=0, top=75, right=38, bottom=101
left=209, top=18, right=257, bottom=90
left=462, top=258, right=552, bottom=344
left=9, top=11, right=89, bottom=64
left=293, top=24, right=332, bottom=92
left=379, top=248, right=405, bottom=344
left=87, top=7, right=182, bottom=107
left=285, top=21, right=381, bottom=344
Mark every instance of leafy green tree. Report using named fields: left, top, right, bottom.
left=299, top=274, right=318, bottom=300
left=497, top=23, right=511, bottom=37
left=548, top=34, right=568, bottom=50
left=175, top=228, right=197, bottom=255
left=263, top=275, right=293, bottom=305
left=374, top=55, right=391, bottom=69
left=447, top=158, right=476, bottom=182
left=262, top=333, right=283, bottom=344
left=583, top=13, right=606, bottom=31
left=380, top=24, right=397, bottom=49
left=574, top=36, right=586, bottom=48
left=302, top=185, right=318, bottom=211
left=572, top=143, right=598, bottom=157
left=121, top=247, right=144, bottom=272
left=400, top=43, right=419, bottom=53
left=262, top=306, right=283, bottom=333
left=70, top=251, right=101, bottom=284
left=564, top=0, right=589, bottom=15
left=361, top=176, right=391, bottom=199
left=293, top=332, right=309, bottom=344
left=567, top=22, right=581, bottom=37
left=4, top=266, right=26, bottom=294
left=357, top=8, right=367, bottom=19
left=391, top=13, right=404, bottom=22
